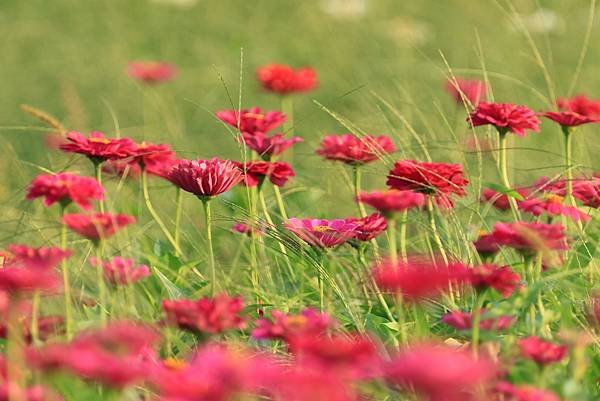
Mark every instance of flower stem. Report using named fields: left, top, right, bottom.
left=398, top=210, right=408, bottom=261
left=7, top=298, right=25, bottom=401
left=273, top=186, right=289, bottom=220
left=353, top=165, right=367, bottom=217
left=281, top=95, right=295, bottom=161
left=201, top=199, right=217, bottom=296
left=562, top=126, right=575, bottom=204
left=387, top=217, right=398, bottom=264
left=426, top=196, right=448, bottom=264
left=141, top=169, right=182, bottom=256
left=174, top=187, right=183, bottom=257
left=498, top=130, right=520, bottom=221
left=30, top=292, right=40, bottom=344
left=60, top=208, right=73, bottom=339
left=95, top=241, right=107, bottom=326
left=94, top=161, right=105, bottom=213
left=471, top=291, right=487, bottom=355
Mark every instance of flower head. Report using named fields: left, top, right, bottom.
left=0, top=265, right=60, bottom=295
left=285, top=218, right=358, bottom=248
left=7, top=244, right=71, bottom=270
left=256, top=64, right=317, bottom=94
left=316, top=134, right=395, bottom=165
left=535, top=176, right=600, bottom=208
left=557, top=94, right=600, bottom=118
left=62, top=213, right=135, bottom=241
left=60, top=131, right=137, bottom=163
left=445, top=78, right=486, bottom=105
left=480, top=221, right=568, bottom=254
left=162, top=294, right=246, bottom=334
left=442, top=310, right=514, bottom=331
left=236, top=161, right=295, bottom=187
left=26, top=173, right=104, bottom=210
left=131, top=141, right=178, bottom=177
left=168, top=158, right=243, bottom=199
left=358, top=190, right=426, bottom=215
left=518, top=336, right=567, bottom=366
left=346, top=213, right=387, bottom=242
left=518, top=194, right=590, bottom=222
left=241, top=132, right=303, bottom=160
left=467, top=263, right=521, bottom=298
left=231, top=222, right=264, bottom=237
left=216, top=107, right=286, bottom=135
left=481, top=187, right=528, bottom=211
left=102, top=159, right=142, bottom=179
left=127, top=61, right=176, bottom=84
left=495, top=381, right=560, bottom=401
left=468, top=102, right=540, bottom=136
left=540, top=111, right=599, bottom=127
left=90, top=256, right=150, bottom=286
left=252, top=308, right=334, bottom=342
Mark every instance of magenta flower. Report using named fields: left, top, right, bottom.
left=59, top=131, right=137, bottom=163
left=241, top=132, right=303, bottom=160
left=285, top=218, right=358, bottom=248
left=518, top=194, right=590, bottom=222
left=90, top=256, right=150, bottom=286
left=168, top=158, right=243, bottom=199
left=216, top=107, right=286, bottom=135
left=518, top=336, right=567, bottom=366
left=316, top=134, right=396, bottom=165
left=62, top=213, right=135, bottom=241
left=127, top=61, right=176, bottom=84
left=358, top=190, right=426, bottom=215
left=445, top=77, right=486, bottom=105
left=468, top=102, right=541, bottom=136
left=26, top=172, right=104, bottom=210
left=252, top=308, right=334, bottom=342
left=442, top=310, right=514, bottom=331
left=346, top=213, right=388, bottom=242
left=8, top=244, right=71, bottom=270
left=256, top=64, right=318, bottom=94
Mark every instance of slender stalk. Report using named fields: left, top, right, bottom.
left=353, top=165, right=367, bottom=217
left=95, top=241, right=107, bottom=326
left=471, top=291, right=487, bottom=355
left=426, top=196, right=448, bottom=264
left=60, top=208, right=73, bottom=339
left=141, top=169, right=182, bottom=255
left=562, top=127, right=575, bottom=204
left=498, top=130, right=520, bottom=221
left=281, top=95, right=295, bottom=162
left=398, top=210, right=408, bottom=261
left=395, top=295, right=408, bottom=345
left=201, top=199, right=217, bottom=296
left=174, top=187, right=183, bottom=257
left=30, top=292, right=40, bottom=344
left=94, top=161, right=105, bottom=213
left=273, top=186, right=289, bottom=220
left=387, top=217, right=398, bottom=264
left=7, top=298, right=25, bottom=401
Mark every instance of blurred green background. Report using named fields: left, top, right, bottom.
left=1, top=0, right=599, bottom=240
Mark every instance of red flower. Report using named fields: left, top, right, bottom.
left=216, top=107, right=286, bottom=135
left=481, top=187, right=528, bottom=211
left=372, top=256, right=467, bottom=302
left=557, top=94, right=600, bottom=118
left=62, top=213, right=135, bottom=241
left=127, top=61, right=176, bottom=84
left=231, top=222, right=264, bottom=237
left=7, top=245, right=71, bottom=270
left=358, top=190, right=426, bottom=215
left=346, top=213, right=387, bottom=241
left=59, top=131, right=137, bottom=162
left=236, top=161, right=295, bottom=187
left=131, top=141, right=177, bottom=176
left=285, top=218, right=358, bottom=248
left=385, top=343, right=496, bottom=401
left=168, top=158, right=244, bottom=199
left=540, top=111, right=599, bottom=127
left=473, top=232, right=501, bottom=256
left=102, top=159, right=142, bottom=179
left=495, top=381, right=560, bottom=401
left=467, top=263, right=521, bottom=298
left=26, top=172, right=104, bottom=210
left=518, top=194, right=590, bottom=222
left=481, top=222, right=568, bottom=254
left=0, top=264, right=60, bottom=295
left=518, top=336, right=567, bottom=366
left=442, top=310, right=514, bottom=331
left=445, top=78, right=486, bottom=105
left=468, top=102, right=540, bottom=136
left=535, top=176, right=600, bottom=208
left=386, top=160, right=469, bottom=207
left=241, top=132, right=303, bottom=160
left=256, top=64, right=317, bottom=94
left=162, top=294, right=246, bottom=334
left=252, top=308, right=334, bottom=342
left=316, top=134, right=396, bottom=165
left=90, top=256, right=150, bottom=286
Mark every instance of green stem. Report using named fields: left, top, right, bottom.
left=30, top=292, right=40, bottom=344
left=94, top=161, right=105, bottom=213
left=353, top=166, right=367, bottom=217
left=202, top=199, right=216, bottom=296
left=141, top=169, right=182, bottom=255
left=95, top=241, right=107, bottom=326
left=174, top=187, right=183, bottom=257
left=281, top=95, right=295, bottom=162
left=7, top=298, right=25, bottom=401
left=498, top=130, right=520, bottom=221
left=387, top=217, right=398, bottom=264
left=273, top=186, right=289, bottom=220
left=60, top=208, right=73, bottom=339
left=563, top=126, right=575, bottom=204
left=426, top=196, right=448, bottom=264
left=398, top=210, right=408, bottom=261
left=471, top=291, right=487, bottom=355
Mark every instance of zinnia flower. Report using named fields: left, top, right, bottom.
left=252, top=308, right=334, bottom=342
left=518, top=194, right=590, bottom=221
left=495, top=381, right=560, bottom=401
left=540, top=110, right=599, bottom=127
left=216, top=107, right=286, bottom=135
left=131, top=141, right=178, bottom=177
left=557, top=94, right=600, bottom=119
left=7, top=244, right=71, bottom=270
left=90, top=256, right=150, bottom=286
left=535, top=176, right=600, bottom=208
left=256, top=64, right=317, bottom=94
left=231, top=222, right=263, bottom=237
left=442, top=310, right=514, bottom=331
left=316, top=134, right=396, bottom=165
left=467, top=263, right=521, bottom=298
left=468, top=102, right=540, bottom=136
left=518, top=336, right=567, bottom=366
left=480, top=221, right=568, bottom=254
left=60, top=131, right=137, bottom=163
left=127, top=61, right=176, bottom=83
left=241, top=132, right=303, bottom=160
left=26, top=172, right=104, bottom=210
left=62, top=213, right=135, bottom=241
left=358, top=190, right=426, bottom=215
left=346, top=213, right=387, bottom=242
left=168, top=158, right=244, bottom=199
left=0, top=265, right=60, bottom=295
left=445, top=77, right=486, bottom=105
left=103, top=159, right=142, bottom=179
left=162, top=294, right=246, bottom=334
left=285, top=218, right=358, bottom=248
left=235, top=161, right=295, bottom=187
left=481, top=187, right=527, bottom=211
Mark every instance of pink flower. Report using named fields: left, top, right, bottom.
left=442, top=310, right=514, bottom=331
left=372, top=256, right=467, bottom=302
left=59, top=131, right=137, bottom=162
left=162, top=294, right=246, bottom=334
left=216, top=107, right=286, bottom=135
left=168, top=158, right=244, bottom=199
left=557, top=94, right=600, bottom=118
left=241, top=132, right=303, bottom=160
left=346, top=213, right=387, bottom=242
left=385, top=343, right=496, bottom=401
left=26, top=173, right=104, bottom=210
left=467, top=263, right=521, bottom=298
left=468, top=102, right=541, bottom=136
left=131, top=141, right=177, bottom=176
left=473, top=232, right=501, bottom=256
left=358, top=190, right=426, bottom=215
left=518, top=194, right=590, bottom=222
left=62, top=213, right=135, bottom=241
left=445, top=78, right=486, bottom=105
left=540, top=111, right=599, bottom=127
left=102, top=159, right=142, bottom=179
left=316, top=134, right=396, bottom=165
left=495, top=381, right=560, bottom=401
left=90, top=256, right=150, bottom=286
left=535, top=176, right=600, bottom=208
left=481, top=222, right=568, bottom=254
left=0, top=265, right=60, bottom=295
left=285, top=218, right=358, bottom=248
left=252, top=308, right=334, bottom=342
left=127, top=61, right=176, bottom=84
left=518, top=336, right=567, bottom=366
left=231, top=223, right=263, bottom=237
left=481, top=187, right=528, bottom=211
left=256, top=64, right=317, bottom=94
left=235, top=161, right=295, bottom=187
left=7, top=245, right=71, bottom=270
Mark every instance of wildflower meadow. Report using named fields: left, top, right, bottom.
left=2, top=1, right=600, bottom=400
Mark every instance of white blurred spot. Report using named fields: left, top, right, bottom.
left=383, top=17, right=433, bottom=47
left=509, top=8, right=564, bottom=34
left=151, top=0, right=198, bottom=8
left=320, top=0, right=368, bottom=19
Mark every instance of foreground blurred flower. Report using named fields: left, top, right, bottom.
left=346, top=213, right=387, bottom=242
left=358, top=190, right=425, bottom=216
left=241, top=132, right=303, bottom=160
left=518, top=194, right=590, bottom=222
left=235, top=161, right=295, bottom=187
left=0, top=300, right=64, bottom=342
left=316, top=134, right=395, bottom=165
left=478, top=222, right=568, bottom=255
left=127, top=61, right=176, bottom=84
left=59, top=131, right=137, bottom=164
left=285, top=218, right=358, bottom=248
left=467, top=263, right=521, bottom=298
left=442, top=310, right=514, bottom=331
left=7, top=245, right=71, bottom=270
left=385, top=343, right=496, bottom=401
left=90, top=256, right=150, bottom=286
left=518, top=336, right=567, bottom=366
left=168, top=158, right=243, bottom=199
left=445, top=77, right=486, bottom=106
left=0, top=262, right=60, bottom=295
left=163, top=294, right=246, bottom=334
left=62, top=213, right=135, bottom=241
left=216, top=107, right=286, bottom=135
left=256, top=64, right=317, bottom=95
left=495, top=381, right=560, bottom=401
left=26, top=173, right=104, bottom=210
left=372, top=256, right=467, bottom=302
left=468, top=102, right=540, bottom=137
left=252, top=308, right=334, bottom=342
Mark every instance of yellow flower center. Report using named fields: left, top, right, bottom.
left=313, top=225, right=333, bottom=233
left=242, top=113, right=265, bottom=120
left=88, top=137, right=111, bottom=144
